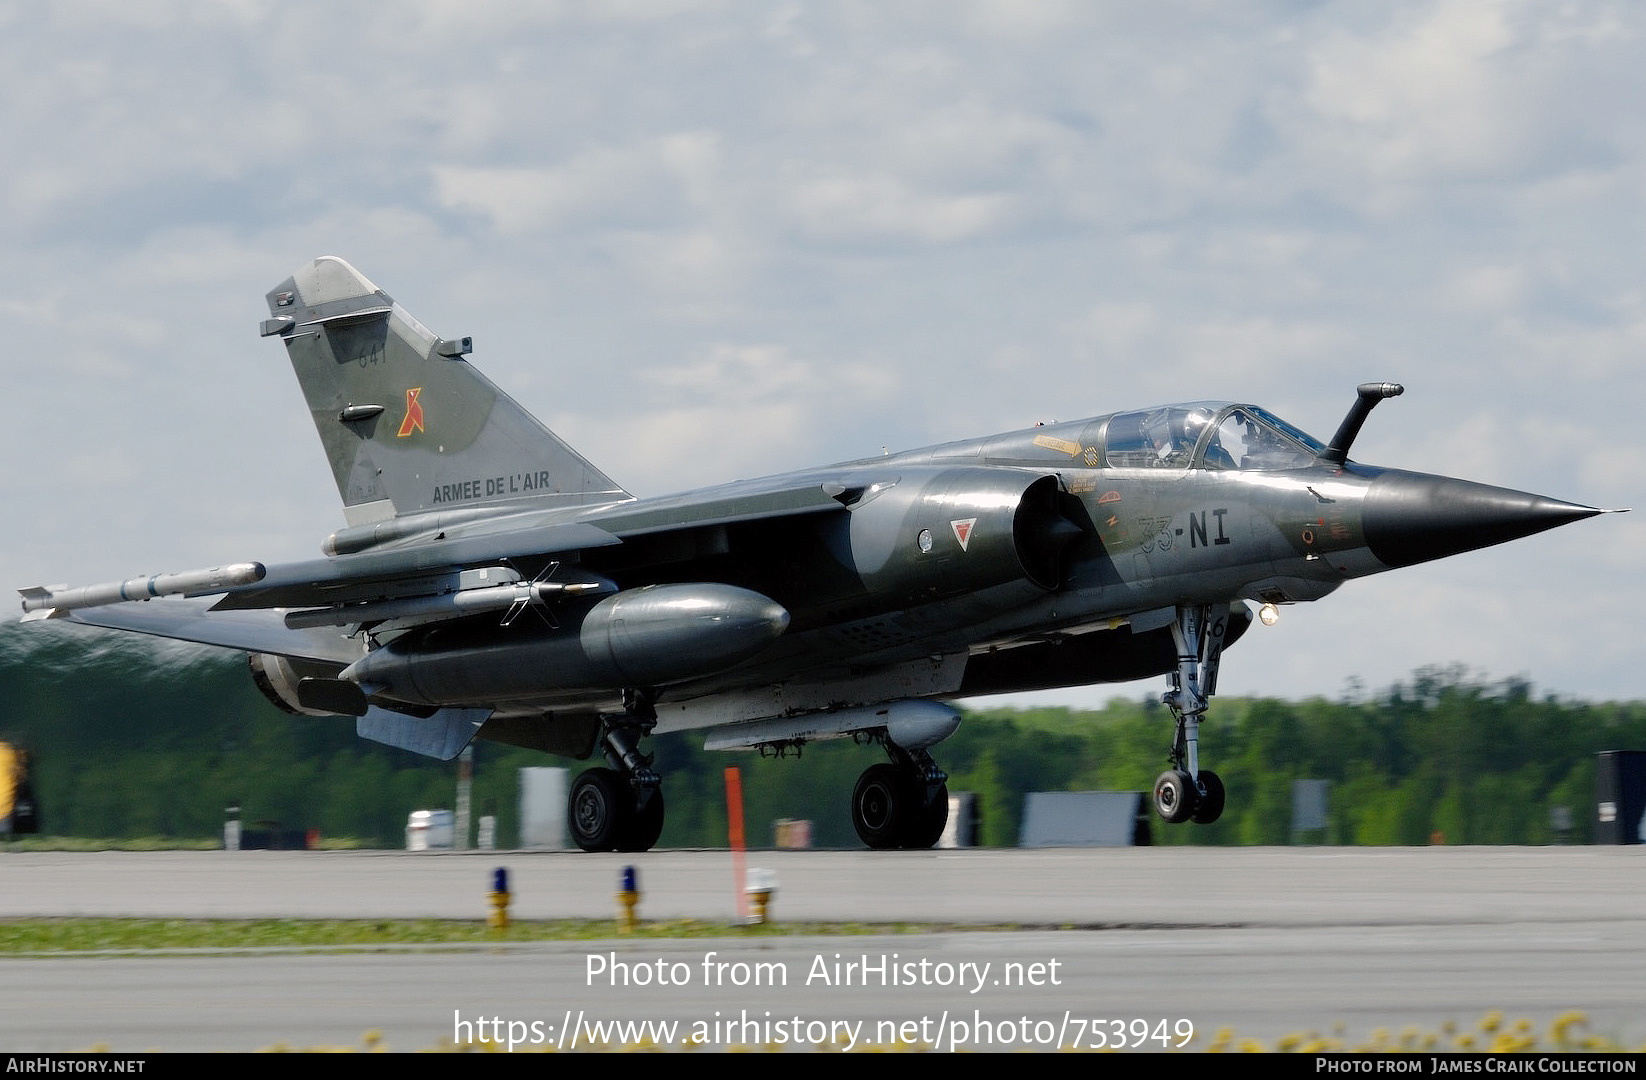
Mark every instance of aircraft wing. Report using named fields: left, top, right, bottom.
left=21, top=479, right=855, bottom=640
left=209, top=477, right=856, bottom=611
left=61, top=600, right=363, bottom=665
left=208, top=520, right=621, bottom=610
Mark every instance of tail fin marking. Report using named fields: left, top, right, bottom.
left=264, top=256, right=629, bottom=525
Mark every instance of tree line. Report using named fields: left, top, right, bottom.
left=3, top=623, right=1642, bottom=847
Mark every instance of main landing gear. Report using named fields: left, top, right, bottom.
left=569, top=692, right=666, bottom=852
left=1152, top=603, right=1228, bottom=826
left=851, top=744, right=949, bottom=850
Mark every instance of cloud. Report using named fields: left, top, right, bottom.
left=1439, top=264, right=1528, bottom=313
left=1070, top=302, right=1348, bottom=401
left=554, top=342, right=898, bottom=491
left=784, top=176, right=1014, bottom=244
left=432, top=132, right=724, bottom=234
left=1289, top=0, right=1633, bottom=193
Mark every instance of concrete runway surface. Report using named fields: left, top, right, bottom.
left=1, top=846, right=1642, bottom=1052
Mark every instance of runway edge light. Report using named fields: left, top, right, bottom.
left=746, top=868, right=778, bottom=925
left=489, top=866, right=509, bottom=931
left=618, top=865, right=640, bottom=932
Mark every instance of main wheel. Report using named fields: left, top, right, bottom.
left=900, top=781, right=949, bottom=850
left=1153, top=769, right=1198, bottom=824
left=852, top=764, right=907, bottom=849
left=569, top=767, right=628, bottom=852
left=1191, top=770, right=1225, bottom=825
left=617, top=788, right=666, bottom=853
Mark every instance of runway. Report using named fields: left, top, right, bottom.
left=2, top=847, right=1642, bottom=1051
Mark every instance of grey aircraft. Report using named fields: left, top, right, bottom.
left=20, top=257, right=1621, bottom=851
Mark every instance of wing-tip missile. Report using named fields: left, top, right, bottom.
left=18, top=563, right=266, bottom=616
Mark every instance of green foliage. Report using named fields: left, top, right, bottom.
left=4, top=622, right=1644, bottom=848
left=0, top=917, right=952, bottom=954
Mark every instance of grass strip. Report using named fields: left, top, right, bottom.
left=0, top=917, right=1016, bottom=955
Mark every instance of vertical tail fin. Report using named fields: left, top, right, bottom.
left=261, top=256, right=629, bottom=526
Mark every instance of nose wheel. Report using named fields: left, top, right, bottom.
left=1152, top=769, right=1196, bottom=824
left=1191, top=769, right=1225, bottom=825
left=1153, top=767, right=1225, bottom=825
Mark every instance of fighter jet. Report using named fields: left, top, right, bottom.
left=20, top=257, right=1620, bottom=851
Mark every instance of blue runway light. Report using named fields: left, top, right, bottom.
left=488, top=866, right=511, bottom=931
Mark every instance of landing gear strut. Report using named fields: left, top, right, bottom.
left=569, top=691, right=666, bottom=852
left=851, top=744, right=949, bottom=850
left=1153, top=603, right=1229, bottom=826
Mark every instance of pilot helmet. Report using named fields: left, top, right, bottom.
left=1186, top=407, right=1217, bottom=431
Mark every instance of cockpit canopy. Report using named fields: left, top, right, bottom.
left=1101, top=403, right=1326, bottom=471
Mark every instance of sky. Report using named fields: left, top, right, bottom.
left=1, top=0, right=1641, bottom=706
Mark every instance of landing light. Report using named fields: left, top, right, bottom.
left=1258, top=603, right=1280, bottom=626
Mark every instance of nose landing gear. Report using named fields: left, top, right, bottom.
left=1153, top=603, right=1231, bottom=826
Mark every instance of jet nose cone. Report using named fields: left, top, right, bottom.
left=1362, top=471, right=1603, bottom=570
